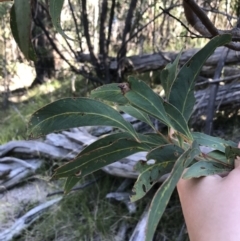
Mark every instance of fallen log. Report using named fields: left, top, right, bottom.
left=129, top=208, right=149, bottom=241
left=192, top=82, right=240, bottom=125
left=77, top=46, right=240, bottom=78
left=0, top=197, right=62, bottom=241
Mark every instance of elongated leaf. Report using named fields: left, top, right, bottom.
left=169, top=34, right=231, bottom=121
left=53, top=138, right=150, bottom=178
left=64, top=176, right=80, bottom=193
left=192, top=132, right=237, bottom=152
left=131, top=144, right=183, bottom=202
left=183, top=161, right=231, bottom=179
left=118, top=105, right=155, bottom=130
left=49, top=0, right=74, bottom=41
left=131, top=161, right=175, bottom=202
left=145, top=141, right=200, bottom=241
left=140, top=133, right=168, bottom=147
left=80, top=131, right=164, bottom=158
left=125, top=77, right=170, bottom=125
left=80, top=132, right=133, bottom=154
left=90, top=83, right=128, bottom=105
left=64, top=132, right=135, bottom=193
left=28, top=98, right=138, bottom=140
left=62, top=132, right=166, bottom=191
left=164, top=102, right=192, bottom=139
left=207, top=150, right=229, bottom=165
left=64, top=176, right=101, bottom=194
left=63, top=132, right=135, bottom=192
left=10, top=1, right=36, bottom=60
left=61, top=131, right=165, bottom=180
left=147, top=144, right=184, bottom=161
left=161, top=50, right=182, bottom=100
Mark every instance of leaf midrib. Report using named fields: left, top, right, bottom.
left=31, top=112, right=135, bottom=138
left=56, top=145, right=147, bottom=176
left=127, top=89, right=169, bottom=124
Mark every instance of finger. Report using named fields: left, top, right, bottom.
left=235, top=157, right=240, bottom=168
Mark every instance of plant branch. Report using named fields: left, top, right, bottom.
left=81, top=0, right=98, bottom=65
left=183, top=0, right=240, bottom=51
left=202, top=7, right=238, bottom=21
left=99, top=0, right=110, bottom=83
left=196, top=73, right=240, bottom=86
left=68, top=0, right=83, bottom=52
left=33, top=16, right=103, bottom=84
left=118, top=4, right=181, bottom=62
left=237, top=17, right=240, bottom=28
left=106, top=0, right=115, bottom=54
left=118, top=0, right=138, bottom=60
left=159, top=6, right=202, bottom=38
left=99, top=0, right=107, bottom=56
left=184, top=0, right=219, bottom=36
left=46, top=176, right=102, bottom=197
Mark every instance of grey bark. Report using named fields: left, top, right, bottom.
left=0, top=197, right=62, bottom=241
left=77, top=46, right=240, bottom=77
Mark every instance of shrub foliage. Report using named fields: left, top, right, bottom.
left=27, top=34, right=240, bottom=240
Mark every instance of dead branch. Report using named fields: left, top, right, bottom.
left=0, top=197, right=62, bottom=241
left=183, top=0, right=240, bottom=51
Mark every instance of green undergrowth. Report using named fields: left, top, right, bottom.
left=0, top=77, right=93, bottom=144
left=14, top=172, right=186, bottom=241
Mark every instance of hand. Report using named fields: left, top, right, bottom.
left=177, top=145, right=240, bottom=241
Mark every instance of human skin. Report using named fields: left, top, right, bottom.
left=177, top=156, right=240, bottom=241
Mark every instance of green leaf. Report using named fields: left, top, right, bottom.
left=192, top=132, right=237, bottom=152
left=53, top=138, right=150, bottom=179
left=140, top=133, right=168, bottom=147
left=225, top=146, right=240, bottom=166
left=125, top=77, right=170, bottom=125
left=164, top=102, right=192, bottom=139
left=61, top=132, right=165, bottom=192
left=147, top=144, right=184, bottom=161
left=169, top=34, right=232, bottom=121
left=62, top=132, right=136, bottom=192
left=90, top=83, right=129, bottom=105
left=118, top=105, right=155, bottom=130
left=131, top=161, right=175, bottom=202
left=64, top=176, right=80, bottom=193
left=28, top=98, right=138, bottom=140
left=10, top=1, right=36, bottom=61
left=207, top=150, right=230, bottom=165
left=80, top=132, right=133, bottom=154
left=161, top=50, right=182, bottom=100
left=131, top=144, right=183, bottom=202
left=64, top=131, right=166, bottom=172
left=183, top=161, right=231, bottom=179
left=145, top=141, right=200, bottom=241
left=49, top=0, right=74, bottom=41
